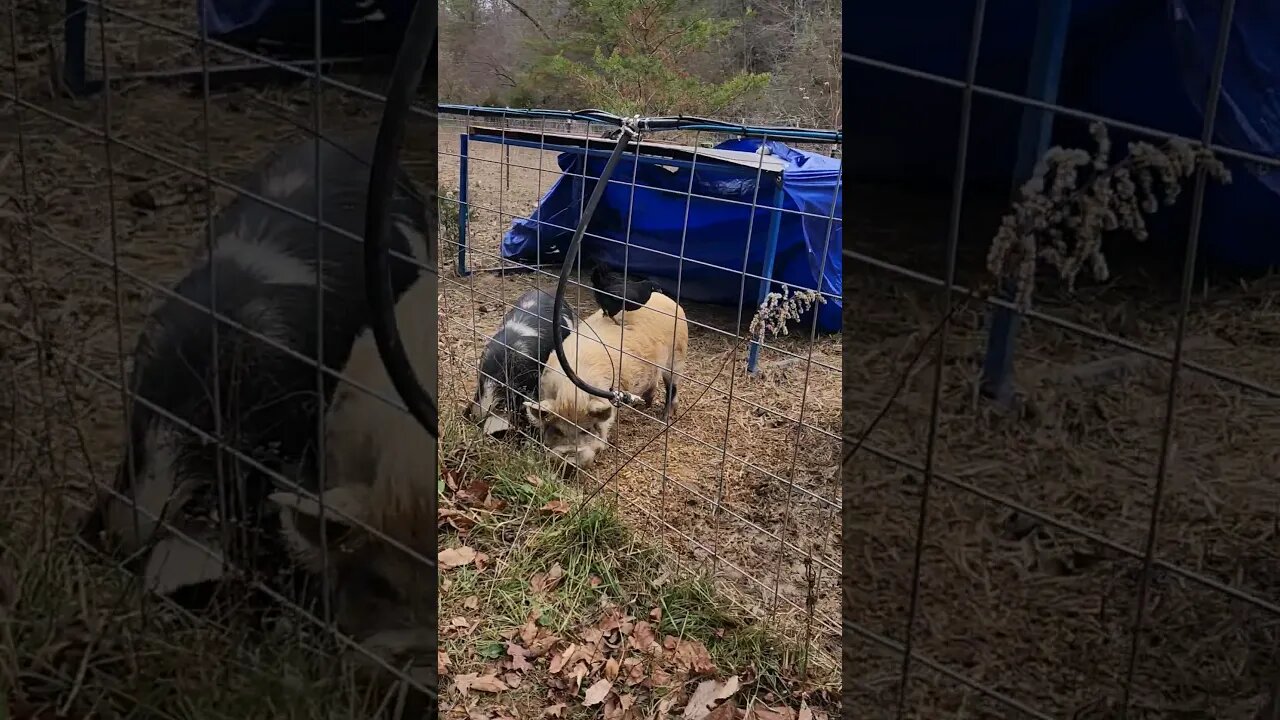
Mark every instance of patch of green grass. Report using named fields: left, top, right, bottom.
left=0, top=529, right=385, bottom=720
left=438, top=408, right=838, bottom=710
left=653, top=574, right=800, bottom=696
left=438, top=191, right=469, bottom=253
left=655, top=574, right=739, bottom=638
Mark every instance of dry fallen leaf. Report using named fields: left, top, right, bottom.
left=542, top=704, right=566, bottom=718
left=646, top=666, right=673, bottom=689
left=704, top=698, right=737, bottom=720
left=456, top=478, right=491, bottom=506
left=464, top=595, right=480, bottom=610
left=631, top=621, right=658, bottom=652
left=550, top=643, right=575, bottom=674
left=682, top=676, right=740, bottom=719
left=624, top=658, right=647, bottom=686
left=531, top=563, right=565, bottom=593
left=797, top=702, right=813, bottom=720
left=452, top=673, right=477, bottom=696
left=437, top=508, right=478, bottom=533
left=470, top=674, right=509, bottom=693
left=568, top=643, right=602, bottom=668
left=529, top=632, right=559, bottom=658
left=604, top=657, right=621, bottom=680
left=583, top=678, right=613, bottom=706
left=744, top=705, right=796, bottom=720
left=603, top=693, right=640, bottom=720
left=540, top=499, right=570, bottom=514
left=597, top=609, right=624, bottom=634
left=438, top=650, right=451, bottom=676
left=615, top=694, right=640, bottom=720
left=507, top=641, right=533, bottom=672
left=666, top=637, right=717, bottom=676
left=439, top=546, right=477, bottom=569
left=520, top=617, right=539, bottom=646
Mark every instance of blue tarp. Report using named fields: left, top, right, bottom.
left=200, top=0, right=280, bottom=38
left=845, top=0, right=1280, bottom=270
left=501, top=139, right=843, bottom=334
left=199, top=0, right=414, bottom=48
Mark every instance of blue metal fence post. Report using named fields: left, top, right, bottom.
left=746, top=175, right=786, bottom=374
left=980, top=0, right=1073, bottom=403
left=63, top=0, right=90, bottom=95
left=457, top=132, right=471, bottom=277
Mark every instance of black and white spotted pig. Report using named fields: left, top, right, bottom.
left=465, top=288, right=576, bottom=437
left=79, top=131, right=433, bottom=612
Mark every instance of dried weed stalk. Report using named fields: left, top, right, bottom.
left=987, top=121, right=1233, bottom=310
left=749, top=287, right=828, bottom=341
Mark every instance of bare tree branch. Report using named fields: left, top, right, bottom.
left=501, top=0, right=552, bottom=40
left=470, top=60, right=518, bottom=87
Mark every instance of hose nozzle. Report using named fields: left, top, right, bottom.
left=613, top=390, right=644, bottom=406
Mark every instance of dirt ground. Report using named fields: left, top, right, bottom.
left=845, top=185, right=1280, bottom=718
left=434, top=132, right=843, bottom=657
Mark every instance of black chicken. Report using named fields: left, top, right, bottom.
left=590, top=264, right=657, bottom=319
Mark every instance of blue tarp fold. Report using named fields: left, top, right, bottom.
left=501, top=139, right=843, bottom=334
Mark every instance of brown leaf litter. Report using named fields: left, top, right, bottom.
left=442, top=601, right=821, bottom=720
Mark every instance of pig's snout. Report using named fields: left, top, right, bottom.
left=549, top=443, right=597, bottom=474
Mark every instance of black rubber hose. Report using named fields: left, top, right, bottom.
left=363, top=0, right=438, bottom=438
left=550, top=130, right=639, bottom=404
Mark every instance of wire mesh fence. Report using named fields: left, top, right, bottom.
left=845, top=0, right=1280, bottom=717
left=2, top=0, right=843, bottom=717
left=1, top=0, right=439, bottom=716
left=434, top=107, right=843, bottom=707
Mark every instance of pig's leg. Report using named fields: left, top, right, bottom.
left=661, top=356, right=684, bottom=422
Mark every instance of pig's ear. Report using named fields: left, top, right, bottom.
left=269, top=486, right=369, bottom=570
left=587, top=397, right=613, bottom=420
left=268, top=486, right=368, bottom=523
left=523, top=400, right=550, bottom=428
left=482, top=414, right=511, bottom=436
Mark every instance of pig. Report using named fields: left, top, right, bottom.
left=266, top=269, right=437, bottom=670
left=78, top=130, right=434, bottom=615
left=588, top=263, right=655, bottom=320
left=524, top=290, right=689, bottom=470
left=465, top=287, right=576, bottom=437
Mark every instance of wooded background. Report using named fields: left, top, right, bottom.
left=439, top=0, right=841, bottom=128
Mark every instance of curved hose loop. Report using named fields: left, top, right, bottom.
left=363, top=0, right=439, bottom=438
left=550, top=120, right=645, bottom=407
